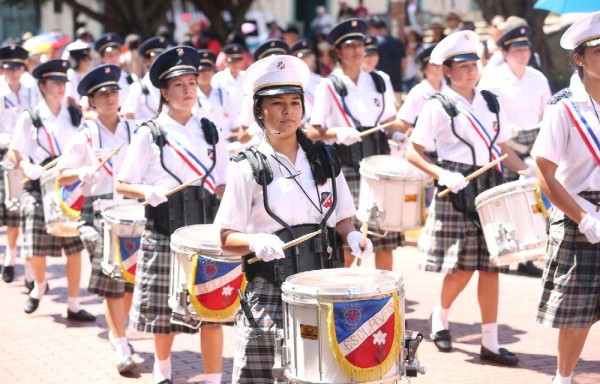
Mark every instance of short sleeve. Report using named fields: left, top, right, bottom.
left=117, top=126, right=153, bottom=184
left=410, top=99, right=444, bottom=152
left=214, top=137, right=229, bottom=186
left=121, top=81, right=142, bottom=115
left=531, top=103, right=567, bottom=166
left=396, top=86, right=421, bottom=125
left=10, top=110, right=34, bottom=158
left=380, top=74, right=397, bottom=122
left=309, top=79, right=331, bottom=127
left=214, top=159, right=254, bottom=233
left=55, top=132, right=91, bottom=171
left=333, top=170, right=356, bottom=223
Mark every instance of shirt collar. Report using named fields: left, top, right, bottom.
left=569, top=81, right=591, bottom=103
left=256, top=139, right=305, bottom=168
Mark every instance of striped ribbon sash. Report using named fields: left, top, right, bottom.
left=456, top=104, right=503, bottom=172
left=84, top=134, right=114, bottom=176
left=164, top=132, right=216, bottom=193
left=562, top=98, right=600, bottom=166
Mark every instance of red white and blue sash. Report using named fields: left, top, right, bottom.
left=326, top=80, right=355, bottom=128
left=164, top=132, right=216, bottom=193
left=84, top=133, right=114, bottom=176
left=189, top=255, right=246, bottom=320
left=456, top=104, right=503, bottom=172
left=39, top=121, right=62, bottom=157
left=562, top=98, right=600, bottom=166
left=327, top=294, right=402, bottom=382
left=116, top=236, right=140, bottom=284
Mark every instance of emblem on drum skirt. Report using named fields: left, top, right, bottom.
left=189, top=255, right=246, bottom=320
left=116, top=236, right=140, bottom=284
left=56, top=180, right=85, bottom=218
left=327, top=294, right=402, bottom=382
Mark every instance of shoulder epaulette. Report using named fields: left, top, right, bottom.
left=548, top=88, right=572, bottom=105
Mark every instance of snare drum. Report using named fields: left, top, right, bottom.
left=101, top=202, right=146, bottom=283
left=475, top=178, right=549, bottom=265
left=2, top=161, right=24, bottom=211
left=40, top=167, right=80, bottom=237
left=357, top=155, right=432, bottom=232
left=169, top=224, right=244, bottom=328
left=281, top=268, right=405, bottom=384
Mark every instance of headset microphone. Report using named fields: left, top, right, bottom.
left=267, top=129, right=281, bottom=135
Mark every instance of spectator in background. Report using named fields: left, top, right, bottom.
left=369, top=16, right=406, bottom=101
left=462, top=21, right=476, bottom=31
left=353, top=0, right=369, bottom=19
left=337, top=1, right=354, bottom=22
left=445, top=12, right=462, bottom=34
left=426, top=17, right=446, bottom=46
left=478, top=15, right=505, bottom=67
left=311, top=6, right=334, bottom=36
left=123, top=34, right=142, bottom=78
left=267, top=22, right=283, bottom=39
left=403, top=26, right=424, bottom=93
left=282, top=25, right=300, bottom=48
left=315, top=32, right=334, bottom=76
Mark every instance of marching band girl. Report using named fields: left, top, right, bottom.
left=532, top=12, right=600, bottom=384
left=216, top=54, right=373, bottom=383
left=115, top=46, right=228, bottom=384
left=56, top=64, right=138, bottom=373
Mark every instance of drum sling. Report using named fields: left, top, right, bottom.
left=328, top=72, right=390, bottom=168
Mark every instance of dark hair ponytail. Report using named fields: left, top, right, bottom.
left=296, top=129, right=332, bottom=186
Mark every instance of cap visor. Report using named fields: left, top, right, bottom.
left=197, top=64, right=215, bottom=71
left=1, top=62, right=25, bottom=69
left=226, top=57, right=243, bottom=62
left=45, top=76, right=69, bottom=82
left=340, top=36, right=364, bottom=45
left=584, top=37, right=600, bottom=48
left=450, top=53, right=480, bottom=62
left=91, top=84, right=120, bottom=95
left=163, top=68, right=198, bottom=81
left=365, top=49, right=378, bottom=56
left=255, top=85, right=304, bottom=97
left=508, top=41, right=531, bottom=48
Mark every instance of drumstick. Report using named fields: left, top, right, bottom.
left=78, top=143, right=124, bottom=188
left=21, top=157, right=61, bottom=184
left=357, top=121, right=398, bottom=138
left=247, top=229, right=322, bottom=264
left=141, top=175, right=204, bottom=207
left=356, top=223, right=369, bottom=267
left=518, top=169, right=534, bottom=175
left=437, top=154, right=508, bottom=198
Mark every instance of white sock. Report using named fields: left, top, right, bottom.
left=24, top=262, right=34, bottom=282
left=204, top=373, right=222, bottom=384
left=153, top=355, right=171, bottom=383
left=108, top=330, right=117, bottom=346
left=3, top=248, right=16, bottom=266
left=431, top=304, right=450, bottom=334
left=553, top=371, right=572, bottom=384
left=30, top=280, right=47, bottom=299
left=115, top=337, right=131, bottom=357
left=67, top=297, right=81, bottom=313
left=481, top=323, right=500, bottom=354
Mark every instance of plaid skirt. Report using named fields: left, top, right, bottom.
left=343, top=165, right=402, bottom=253
left=82, top=195, right=135, bottom=298
left=417, top=161, right=505, bottom=273
left=0, top=171, right=20, bottom=227
left=129, top=221, right=198, bottom=335
left=503, top=128, right=539, bottom=182
left=20, top=190, right=84, bottom=258
left=536, top=191, right=600, bottom=329
left=232, top=277, right=285, bottom=384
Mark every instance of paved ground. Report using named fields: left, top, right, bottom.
left=0, top=228, right=598, bottom=384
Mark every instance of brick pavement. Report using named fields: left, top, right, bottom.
left=0, top=229, right=598, bottom=384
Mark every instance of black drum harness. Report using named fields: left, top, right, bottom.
left=143, top=117, right=220, bottom=236
left=430, top=90, right=504, bottom=225
left=238, top=141, right=344, bottom=285
left=329, top=71, right=391, bottom=168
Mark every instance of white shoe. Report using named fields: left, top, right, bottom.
left=116, top=355, right=136, bottom=373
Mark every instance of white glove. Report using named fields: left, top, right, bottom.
left=519, top=167, right=536, bottom=180
left=77, top=166, right=99, bottom=184
left=144, top=185, right=169, bottom=207
left=578, top=214, right=600, bottom=244
left=438, top=171, right=469, bottom=193
left=0, top=133, right=11, bottom=148
left=249, top=234, right=286, bottom=262
left=336, top=128, right=363, bottom=146
left=347, top=231, right=374, bottom=260
left=391, top=131, right=406, bottom=144
left=22, top=163, right=44, bottom=181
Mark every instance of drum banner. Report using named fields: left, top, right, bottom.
left=116, top=236, right=140, bottom=284
left=327, top=294, right=402, bottom=382
left=189, top=254, right=246, bottom=320
left=56, top=180, right=85, bottom=219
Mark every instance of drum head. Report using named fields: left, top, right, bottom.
left=360, top=155, right=429, bottom=181
left=171, top=224, right=222, bottom=256
left=103, top=203, right=146, bottom=223
left=282, top=268, right=403, bottom=299
left=475, top=178, right=538, bottom=207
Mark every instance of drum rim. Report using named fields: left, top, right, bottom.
left=171, top=224, right=223, bottom=256
left=359, top=155, right=431, bottom=182
left=474, top=178, right=539, bottom=206
left=102, top=204, right=147, bottom=224
left=281, top=268, right=403, bottom=298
